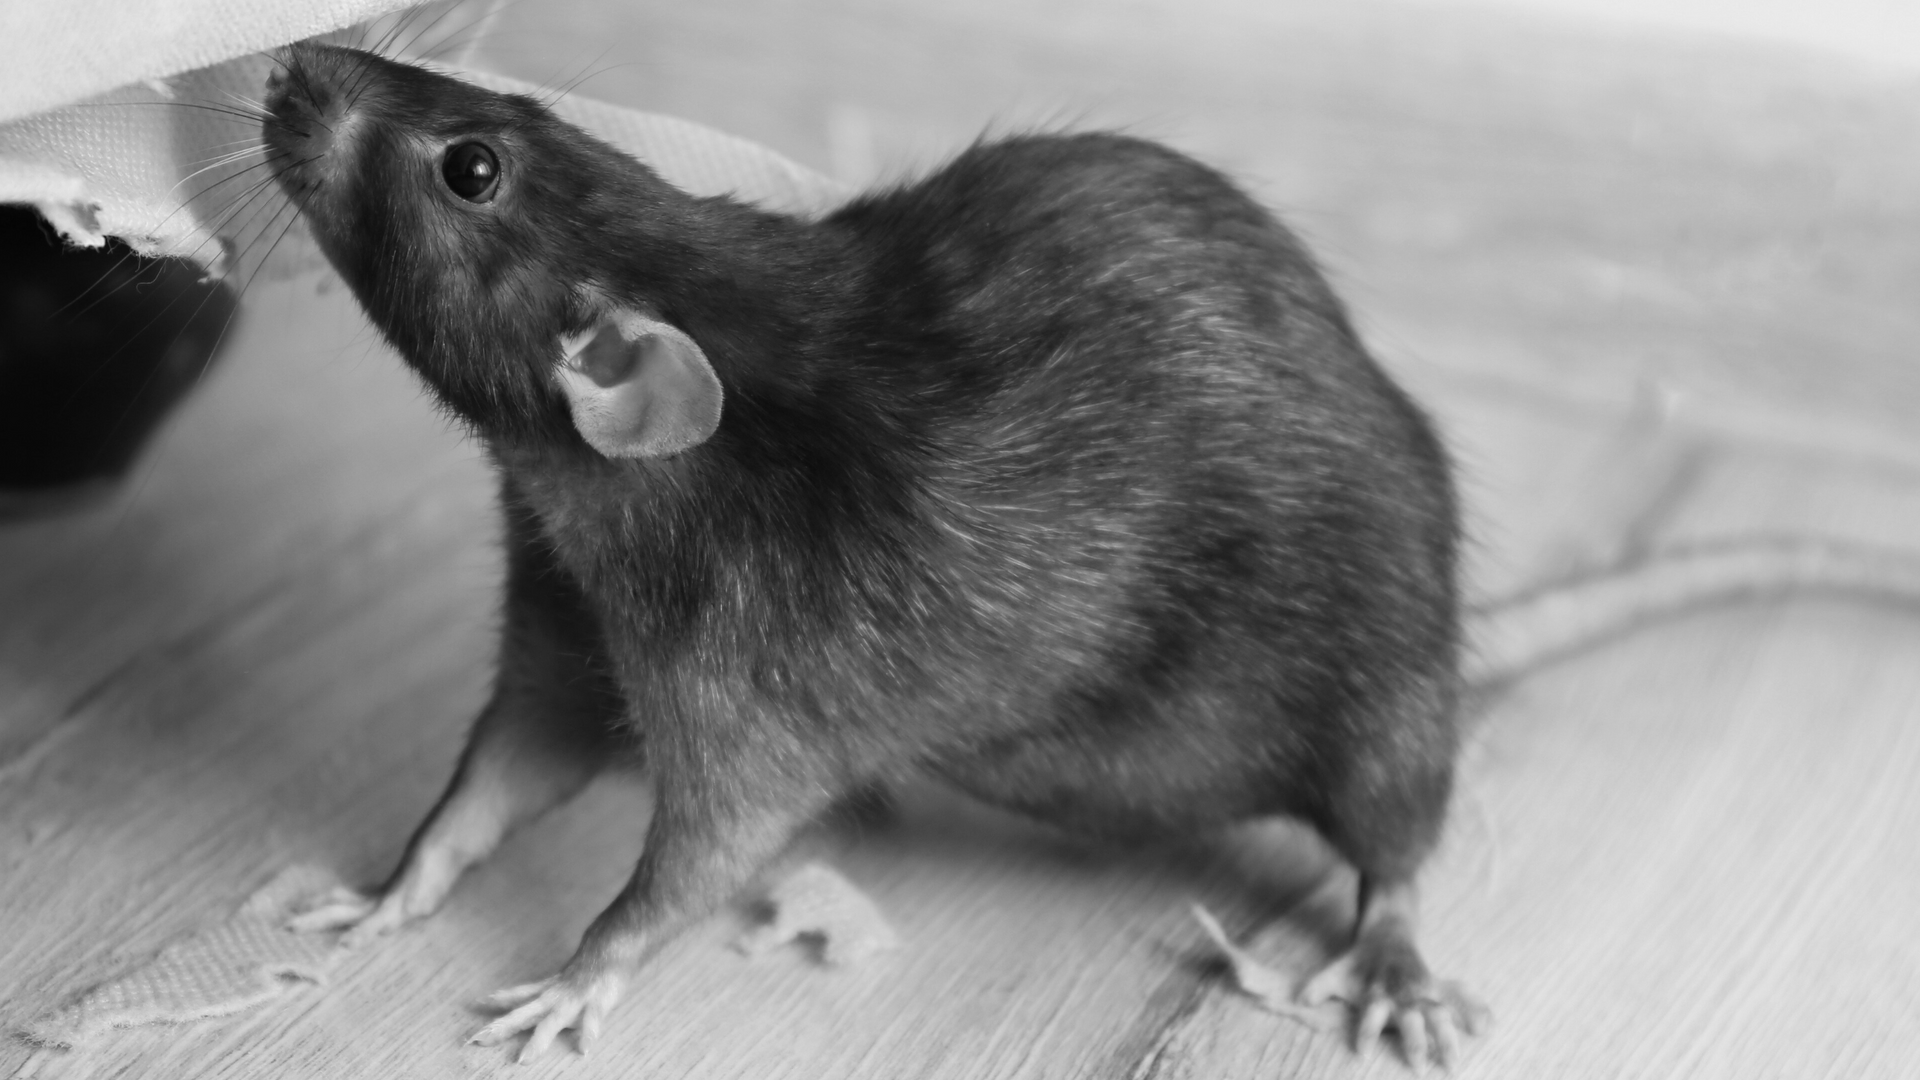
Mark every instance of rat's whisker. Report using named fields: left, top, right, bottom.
left=172, top=144, right=270, bottom=193
left=393, top=0, right=480, bottom=63
left=418, top=0, right=521, bottom=69
left=66, top=100, right=268, bottom=124
left=53, top=152, right=289, bottom=324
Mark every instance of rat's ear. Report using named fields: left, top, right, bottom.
left=554, top=310, right=722, bottom=458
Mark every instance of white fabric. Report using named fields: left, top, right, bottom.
left=0, top=1, right=408, bottom=126
left=0, top=0, right=845, bottom=279
left=21, top=865, right=342, bottom=1048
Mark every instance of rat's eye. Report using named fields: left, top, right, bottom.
left=442, top=142, right=500, bottom=203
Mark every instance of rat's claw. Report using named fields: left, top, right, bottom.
left=470, top=970, right=627, bottom=1062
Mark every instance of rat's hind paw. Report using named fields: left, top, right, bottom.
left=284, top=885, right=410, bottom=948
left=1299, top=943, right=1488, bottom=1070
left=735, top=861, right=897, bottom=965
left=471, top=970, right=628, bottom=1062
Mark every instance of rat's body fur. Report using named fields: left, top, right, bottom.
left=502, top=130, right=1462, bottom=855
left=270, top=42, right=1470, bottom=1065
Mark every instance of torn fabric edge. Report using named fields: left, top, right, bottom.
left=0, top=1, right=412, bottom=128
left=0, top=2, right=846, bottom=287
left=19, top=865, right=344, bottom=1049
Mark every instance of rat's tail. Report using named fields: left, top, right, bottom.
left=1463, top=536, right=1920, bottom=690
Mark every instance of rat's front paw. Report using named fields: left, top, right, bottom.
left=1299, top=936, right=1488, bottom=1071
left=470, top=969, right=629, bottom=1062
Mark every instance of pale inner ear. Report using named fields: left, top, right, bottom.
left=554, top=309, right=722, bottom=459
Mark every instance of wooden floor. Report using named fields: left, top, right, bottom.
left=6, top=1, right=1920, bottom=1077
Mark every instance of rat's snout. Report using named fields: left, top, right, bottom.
left=261, top=43, right=373, bottom=203
left=263, top=44, right=342, bottom=144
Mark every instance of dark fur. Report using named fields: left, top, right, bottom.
left=267, top=41, right=1463, bottom=1027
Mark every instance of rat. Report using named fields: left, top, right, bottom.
left=259, top=40, right=1920, bottom=1069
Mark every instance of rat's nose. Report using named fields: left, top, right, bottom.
left=262, top=48, right=304, bottom=119
left=264, top=43, right=328, bottom=113
left=264, top=42, right=342, bottom=119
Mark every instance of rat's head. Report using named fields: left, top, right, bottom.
left=263, top=42, right=720, bottom=460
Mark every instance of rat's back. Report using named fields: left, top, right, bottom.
left=822, top=133, right=1463, bottom=834
left=831, top=132, right=1452, bottom=542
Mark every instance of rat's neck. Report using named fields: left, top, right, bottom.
left=509, top=186, right=933, bottom=523
left=578, top=185, right=941, bottom=476
left=600, top=191, right=872, bottom=381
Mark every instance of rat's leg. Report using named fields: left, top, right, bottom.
left=291, top=501, right=622, bottom=946
left=1296, top=686, right=1487, bottom=1069
left=471, top=773, right=833, bottom=1061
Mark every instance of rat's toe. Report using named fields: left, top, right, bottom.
left=480, top=979, right=553, bottom=1010
left=579, top=998, right=606, bottom=1055
left=469, top=994, right=548, bottom=1048
left=471, top=970, right=627, bottom=1061
left=337, top=899, right=412, bottom=948
left=520, top=1004, right=575, bottom=1063
left=285, top=884, right=418, bottom=947
left=285, top=886, right=378, bottom=933
left=1396, top=1004, right=1431, bottom=1070
left=1429, top=1003, right=1462, bottom=1070
left=1355, top=994, right=1394, bottom=1057
left=1405, top=988, right=1484, bottom=1070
